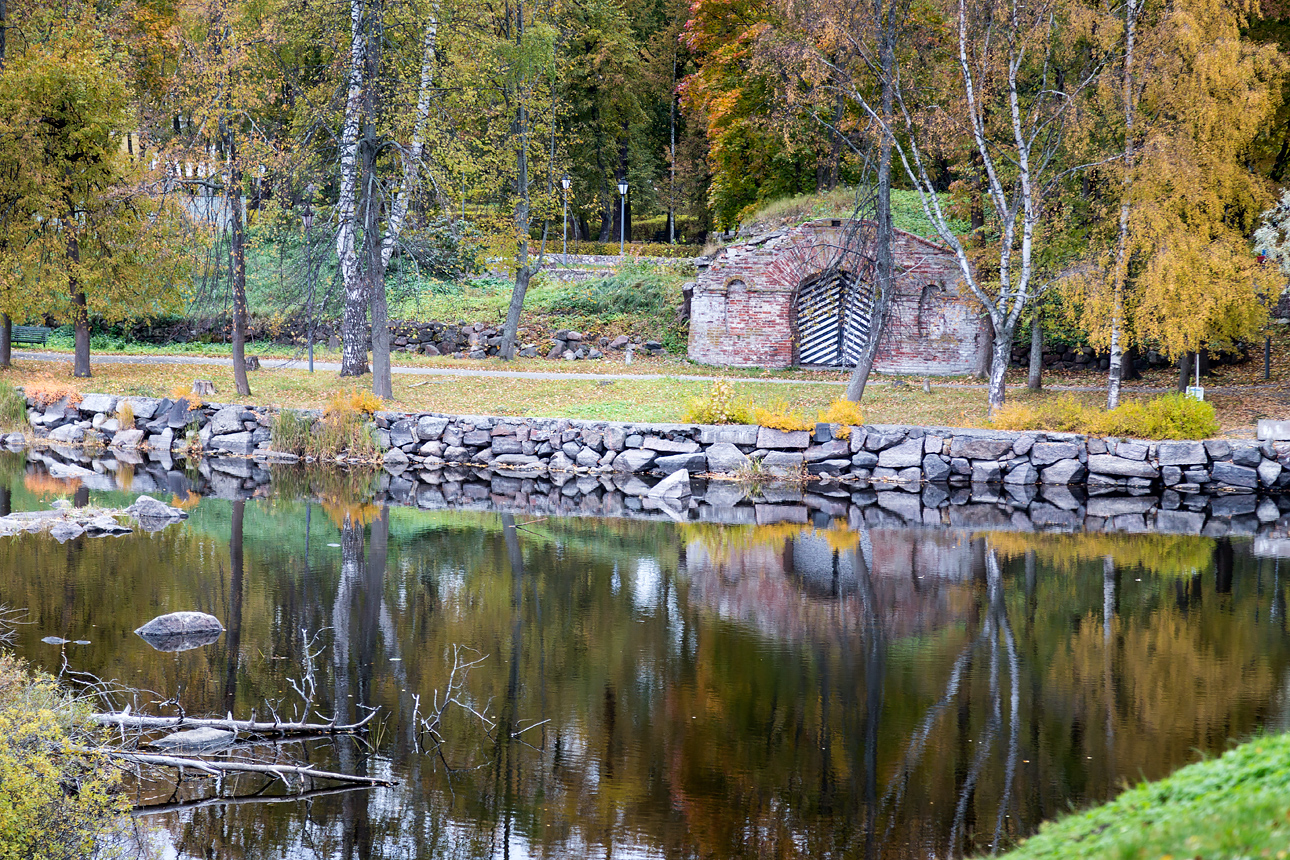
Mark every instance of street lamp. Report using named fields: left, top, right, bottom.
left=617, top=178, right=628, bottom=256
left=561, top=174, right=571, bottom=261
left=301, top=190, right=315, bottom=373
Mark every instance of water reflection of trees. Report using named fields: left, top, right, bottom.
left=4, top=491, right=1290, bottom=858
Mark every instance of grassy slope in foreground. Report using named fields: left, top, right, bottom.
left=991, top=732, right=1290, bottom=859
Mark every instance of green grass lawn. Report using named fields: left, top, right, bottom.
left=991, top=731, right=1290, bottom=859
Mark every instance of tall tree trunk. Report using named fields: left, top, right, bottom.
left=223, top=121, right=251, bottom=398
left=1107, top=0, right=1139, bottom=411
left=500, top=10, right=533, bottom=361
left=844, top=3, right=896, bottom=403
left=0, top=0, right=8, bottom=370
left=69, top=235, right=90, bottom=378
left=1027, top=314, right=1043, bottom=390
left=986, top=327, right=1014, bottom=411
left=223, top=500, right=245, bottom=713
left=337, top=0, right=370, bottom=378
left=1176, top=351, right=1192, bottom=392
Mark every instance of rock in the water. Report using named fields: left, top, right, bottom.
left=135, top=611, right=225, bottom=652
left=647, top=468, right=692, bottom=498
left=150, top=727, right=236, bottom=753
left=126, top=494, right=187, bottom=522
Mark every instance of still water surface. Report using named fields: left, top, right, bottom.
left=1, top=465, right=1288, bottom=859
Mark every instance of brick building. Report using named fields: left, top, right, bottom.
left=687, top=219, right=988, bottom=374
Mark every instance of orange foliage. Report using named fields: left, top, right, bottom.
left=24, top=384, right=82, bottom=409
left=23, top=473, right=80, bottom=497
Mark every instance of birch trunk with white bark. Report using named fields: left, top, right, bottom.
left=337, top=0, right=369, bottom=378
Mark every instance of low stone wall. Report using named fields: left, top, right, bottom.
left=9, top=392, right=1288, bottom=496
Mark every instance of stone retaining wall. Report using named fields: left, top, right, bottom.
left=9, top=392, right=1288, bottom=497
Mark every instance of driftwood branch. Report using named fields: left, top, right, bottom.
left=91, top=706, right=377, bottom=736
left=102, top=751, right=396, bottom=786
left=132, top=783, right=370, bottom=816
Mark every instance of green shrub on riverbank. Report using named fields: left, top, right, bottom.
left=0, top=654, right=126, bottom=859
left=992, top=731, right=1290, bottom=859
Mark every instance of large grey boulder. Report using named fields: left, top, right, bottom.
left=614, top=448, right=656, bottom=472
left=126, top=494, right=188, bottom=523
left=79, top=393, right=116, bottom=415
left=644, top=435, right=701, bottom=454
left=1259, top=459, right=1283, bottom=487
left=949, top=435, right=1013, bottom=459
left=1211, top=461, right=1258, bottom=489
left=656, top=452, right=706, bottom=474
left=208, top=405, right=244, bottom=436
left=756, top=427, right=810, bottom=450
left=1041, top=458, right=1086, bottom=484
left=111, top=428, right=145, bottom=450
left=1087, top=454, right=1159, bottom=479
left=210, top=431, right=254, bottom=454
left=761, top=451, right=805, bottom=476
left=705, top=442, right=750, bottom=474
left=416, top=416, right=449, bottom=440
left=878, top=438, right=923, bottom=468
left=135, top=611, right=224, bottom=652
left=923, top=454, right=951, bottom=482
left=646, top=468, right=692, bottom=499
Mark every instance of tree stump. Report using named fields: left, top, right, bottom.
left=245, top=356, right=261, bottom=371
left=191, top=380, right=217, bottom=398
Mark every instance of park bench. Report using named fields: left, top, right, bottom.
left=10, top=325, right=50, bottom=347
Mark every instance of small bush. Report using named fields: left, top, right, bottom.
left=169, top=382, right=203, bottom=407
left=25, top=383, right=81, bottom=409
left=684, top=379, right=753, bottom=425
left=0, top=654, right=127, bottom=859
left=990, top=393, right=1219, bottom=440
left=325, top=388, right=383, bottom=419
left=0, top=381, right=26, bottom=428
left=818, top=398, right=864, bottom=427
left=115, top=400, right=134, bottom=428
left=754, top=401, right=815, bottom=432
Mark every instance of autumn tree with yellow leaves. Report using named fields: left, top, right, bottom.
left=1065, top=0, right=1283, bottom=406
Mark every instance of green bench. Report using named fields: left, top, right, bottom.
left=11, top=325, right=50, bottom=347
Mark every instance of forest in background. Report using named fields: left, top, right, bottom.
left=0, top=0, right=1288, bottom=408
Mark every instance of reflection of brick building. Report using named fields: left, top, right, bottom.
left=687, top=219, right=988, bottom=374
left=682, top=528, right=979, bottom=642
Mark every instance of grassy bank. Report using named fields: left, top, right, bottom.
left=0, top=357, right=1271, bottom=433
left=991, top=730, right=1290, bottom=859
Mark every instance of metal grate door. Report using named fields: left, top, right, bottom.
left=795, top=271, right=872, bottom=366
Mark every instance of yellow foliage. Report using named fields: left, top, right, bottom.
left=170, top=491, right=201, bottom=510
left=987, top=531, right=1213, bottom=579
left=990, top=393, right=1218, bottom=439
left=169, top=382, right=202, bottom=407
left=325, top=388, right=384, bottom=418
left=23, top=474, right=80, bottom=497
left=817, top=398, right=864, bottom=438
left=115, top=400, right=133, bottom=427
left=0, top=655, right=126, bottom=858
left=753, top=400, right=814, bottom=432
left=24, top=383, right=81, bottom=409
left=684, top=379, right=753, bottom=425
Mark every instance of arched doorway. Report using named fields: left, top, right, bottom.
left=793, top=269, right=872, bottom=366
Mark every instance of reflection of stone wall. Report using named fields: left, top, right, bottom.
left=683, top=528, right=978, bottom=642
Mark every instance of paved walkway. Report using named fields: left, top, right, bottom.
left=11, top=350, right=1283, bottom=394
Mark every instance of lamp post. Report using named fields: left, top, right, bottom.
left=617, top=178, right=628, bottom=256
left=561, top=174, right=571, bottom=261
left=301, top=192, right=315, bottom=373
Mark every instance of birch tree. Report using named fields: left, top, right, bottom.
left=336, top=0, right=441, bottom=397
left=832, top=0, right=1105, bottom=410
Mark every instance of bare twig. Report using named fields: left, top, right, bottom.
left=99, top=751, right=396, bottom=787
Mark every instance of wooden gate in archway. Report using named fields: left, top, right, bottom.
left=794, top=270, right=872, bottom=366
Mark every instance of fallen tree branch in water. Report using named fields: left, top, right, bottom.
left=131, top=782, right=371, bottom=815
left=99, top=750, right=396, bottom=786
left=91, top=705, right=378, bottom=736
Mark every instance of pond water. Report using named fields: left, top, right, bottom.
left=2, top=452, right=1290, bottom=859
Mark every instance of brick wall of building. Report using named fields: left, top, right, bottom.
left=688, top=220, right=988, bottom=374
